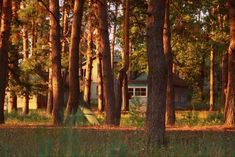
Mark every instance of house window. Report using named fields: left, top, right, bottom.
left=135, top=88, right=147, bottom=97
left=128, top=88, right=134, bottom=97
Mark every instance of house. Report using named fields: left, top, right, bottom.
left=82, top=57, right=190, bottom=108
left=128, top=74, right=190, bottom=108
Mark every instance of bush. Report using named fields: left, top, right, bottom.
left=176, top=111, right=224, bottom=126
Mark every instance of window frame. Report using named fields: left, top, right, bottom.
left=128, top=86, right=147, bottom=98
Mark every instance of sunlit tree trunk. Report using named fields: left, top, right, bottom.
left=95, top=32, right=104, bottom=112
left=47, top=67, right=53, bottom=114
left=224, top=0, right=235, bottom=126
left=121, top=0, right=130, bottom=112
left=65, top=0, right=85, bottom=123
left=94, top=0, right=116, bottom=125
left=31, top=19, right=36, bottom=54
left=0, top=0, right=3, bottom=28
left=84, top=9, right=93, bottom=108
left=115, top=0, right=130, bottom=125
left=50, top=0, right=64, bottom=125
left=209, top=47, right=215, bottom=111
left=146, top=0, right=167, bottom=150
left=61, top=0, right=69, bottom=54
left=163, top=0, right=175, bottom=126
left=0, top=0, right=12, bottom=123
left=22, top=26, right=29, bottom=115
left=97, top=52, right=104, bottom=112
left=111, top=0, right=118, bottom=70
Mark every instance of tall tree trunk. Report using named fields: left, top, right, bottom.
left=146, top=0, right=167, bottom=150
left=97, top=52, right=104, bottom=112
left=83, top=9, right=93, bottom=108
left=61, top=0, right=69, bottom=54
left=163, top=0, right=175, bottom=126
left=50, top=0, right=64, bottom=125
left=94, top=0, right=116, bottom=125
left=31, top=19, right=36, bottom=54
left=199, top=58, right=205, bottom=101
left=8, top=0, right=20, bottom=113
left=22, top=26, right=29, bottom=115
left=222, top=52, right=228, bottom=109
left=111, top=0, right=118, bottom=70
left=47, top=67, right=53, bottom=114
left=121, top=0, right=130, bottom=112
left=224, top=0, right=235, bottom=126
left=0, top=0, right=3, bottom=28
left=65, top=0, right=85, bottom=123
left=8, top=92, right=17, bottom=112
left=0, top=0, right=12, bottom=124
left=122, top=75, right=129, bottom=111
left=210, top=47, right=215, bottom=111
left=115, top=0, right=130, bottom=125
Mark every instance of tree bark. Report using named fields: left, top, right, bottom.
left=115, top=0, right=130, bottom=125
left=97, top=52, right=104, bottom=112
left=199, top=58, right=205, bottom=101
left=121, top=0, right=130, bottom=112
left=0, top=0, right=12, bottom=123
left=8, top=91, right=17, bottom=113
left=0, top=0, right=3, bottom=28
left=146, top=0, right=167, bottom=150
left=50, top=0, right=64, bottom=125
left=47, top=68, right=53, bottom=114
left=61, top=0, right=69, bottom=54
left=8, top=0, right=20, bottom=113
left=31, top=19, right=36, bottom=54
left=84, top=9, right=93, bottom=108
left=224, top=0, right=235, bottom=126
left=111, top=0, right=118, bottom=70
left=122, top=74, right=129, bottom=111
left=65, top=0, right=85, bottom=123
left=22, top=25, right=29, bottom=115
left=163, top=0, right=175, bottom=126
left=209, top=47, right=215, bottom=111
left=222, top=52, right=228, bottom=109
left=94, top=0, right=116, bottom=125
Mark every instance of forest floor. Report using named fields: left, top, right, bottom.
left=0, top=110, right=234, bottom=156
left=0, top=123, right=234, bottom=132
left=0, top=124, right=234, bottom=156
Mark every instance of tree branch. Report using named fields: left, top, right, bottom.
left=37, top=0, right=59, bottom=25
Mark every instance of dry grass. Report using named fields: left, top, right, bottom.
left=0, top=126, right=234, bottom=157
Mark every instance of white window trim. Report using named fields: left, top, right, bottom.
left=128, top=86, right=147, bottom=98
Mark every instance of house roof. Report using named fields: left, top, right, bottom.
left=129, top=73, right=188, bottom=88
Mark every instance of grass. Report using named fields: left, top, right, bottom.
left=5, top=110, right=51, bottom=125
left=5, top=108, right=225, bottom=127
left=0, top=127, right=234, bottom=157
left=1, top=108, right=234, bottom=156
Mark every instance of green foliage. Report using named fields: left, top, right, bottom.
left=176, top=111, right=224, bottom=126
left=5, top=111, right=50, bottom=124
left=121, top=98, right=145, bottom=128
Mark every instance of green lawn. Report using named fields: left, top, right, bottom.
left=1, top=110, right=234, bottom=157
left=0, top=126, right=234, bottom=157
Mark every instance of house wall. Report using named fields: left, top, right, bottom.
left=84, top=58, right=190, bottom=108
left=4, top=93, right=37, bottom=111
left=128, top=85, right=148, bottom=105
left=174, top=87, right=189, bottom=108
